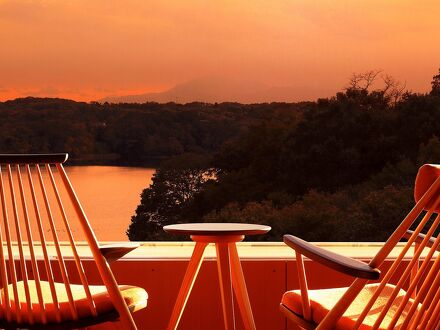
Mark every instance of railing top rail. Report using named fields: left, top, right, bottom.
left=0, top=154, right=68, bottom=164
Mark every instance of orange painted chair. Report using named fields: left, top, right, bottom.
left=0, top=154, right=147, bottom=329
left=280, top=164, right=440, bottom=329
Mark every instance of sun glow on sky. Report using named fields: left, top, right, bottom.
left=0, top=0, right=439, bottom=102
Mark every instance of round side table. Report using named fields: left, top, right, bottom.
left=163, top=223, right=271, bottom=330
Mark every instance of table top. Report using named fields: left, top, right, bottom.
left=163, top=223, right=271, bottom=236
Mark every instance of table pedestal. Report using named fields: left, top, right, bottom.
left=167, top=235, right=256, bottom=330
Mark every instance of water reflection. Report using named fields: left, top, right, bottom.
left=66, top=166, right=155, bottom=241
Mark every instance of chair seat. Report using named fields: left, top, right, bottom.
left=0, top=280, right=148, bottom=324
left=281, top=283, right=419, bottom=329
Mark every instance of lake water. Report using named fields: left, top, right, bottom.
left=66, top=166, right=155, bottom=241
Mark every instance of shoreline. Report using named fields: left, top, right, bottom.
left=65, top=154, right=163, bottom=168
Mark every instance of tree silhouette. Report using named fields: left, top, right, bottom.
left=431, top=68, right=440, bottom=96
left=126, top=154, right=212, bottom=240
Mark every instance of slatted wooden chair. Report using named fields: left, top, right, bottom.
left=280, top=164, right=440, bottom=329
left=0, top=154, right=147, bottom=329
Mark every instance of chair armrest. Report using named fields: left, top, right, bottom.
left=283, top=235, right=380, bottom=280
left=404, top=230, right=440, bottom=251
left=99, top=243, right=140, bottom=262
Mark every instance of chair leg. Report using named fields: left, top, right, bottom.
left=229, top=243, right=256, bottom=330
left=167, top=242, right=208, bottom=330
left=216, top=242, right=236, bottom=330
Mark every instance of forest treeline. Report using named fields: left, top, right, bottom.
left=0, top=98, right=305, bottom=165
left=128, top=69, right=440, bottom=242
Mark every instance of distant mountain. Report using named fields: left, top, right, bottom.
left=99, top=77, right=330, bottom=104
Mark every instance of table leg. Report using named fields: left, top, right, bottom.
left=229, top=243, right=256, bottom=330
left=216, top=243, right=236, bottom=330
left=167, top=242, right=208, bottom=330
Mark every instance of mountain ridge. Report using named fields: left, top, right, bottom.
left=99, top=77, right=329, bottom=104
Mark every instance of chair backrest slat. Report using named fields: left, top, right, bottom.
left=7, top=165, right=33, bottom=324
left=410, top=257, right=440, bottom=328
left=56, top=163, right=135, bottom=328
left=0, top=234, right=8, bottom=320
left=26, top=164, right=61, bottom=322
left=422, top=283, right=440, bottom=328
left=369, top=174, right=440, bottom=269
left=16, top=165, right=45, bottom=324
left=390, top=237, right=440, bottom=327
left=0, top=165, right=21, bottom=323
left=427, top=293, right=440, bottom=329
left=374, top=222, right=440, bottom=328
left=409, top=241, right=420, bottom=299
left=0, top=175, right=11, bottom=322
left=353, top=207, right=439, bottom=328
left=35, top=164, right=78, bottom=321
left=47, top=164, right=97, bottom=317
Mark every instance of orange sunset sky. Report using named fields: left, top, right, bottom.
left=0, top=0, right=439, bottom=103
